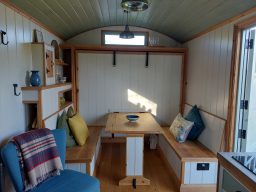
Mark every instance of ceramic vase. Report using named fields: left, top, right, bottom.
left=30, top=70, right=41, bottom=86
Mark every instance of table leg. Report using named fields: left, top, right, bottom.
left=119, top=135, right=150, bottom=186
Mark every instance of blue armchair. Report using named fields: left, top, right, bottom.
left=1, top=129, right=100, bottom=192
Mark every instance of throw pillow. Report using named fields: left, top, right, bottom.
left=67, top=106, right=75, bottom=118
left=169, top=113, right=194, bottom=143
left=185, top=105, right=205, bottom=140
left=57, top=111, right=76, bottom=147
left=68, top=113, right=89, bottom=146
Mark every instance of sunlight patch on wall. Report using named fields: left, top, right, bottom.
left=127, top=89, right=157, bottom=115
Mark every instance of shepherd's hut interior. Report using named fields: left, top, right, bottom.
left=1, top=0, right=256, bottom=191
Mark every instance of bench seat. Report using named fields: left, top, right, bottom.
left=65, top=126, right=103, bottom=176
left=161, top=127, right=216, bottom=162
left=159, top=127, right=218, bottom=192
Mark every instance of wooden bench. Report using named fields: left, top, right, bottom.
left=65, top=126, right=103, bottom=176
left=159, top=127, right=218, bottom=192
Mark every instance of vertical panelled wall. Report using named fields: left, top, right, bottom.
left=184, top=24, right=234, bottom=120
left=0, top=3, right=62, bottom=191
left=78, top=52, right=182, bottom=126
left=184, top=12, right=256, bottom=121
left=183, top=12, right=256, bottom=151
left=0, top=2, right=62, bottom=145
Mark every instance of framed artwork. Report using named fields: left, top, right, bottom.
left=44, top=45, right=55, bottom=85
left=34, top=29, right=44, bottom=43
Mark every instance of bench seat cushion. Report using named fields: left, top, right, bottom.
left=32, top=169, right=100, bottom=192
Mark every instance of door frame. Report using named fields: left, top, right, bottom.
left=226, top=15, right=256, bottom=151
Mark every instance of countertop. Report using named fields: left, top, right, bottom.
left=218, top=152, right=256, bottom=191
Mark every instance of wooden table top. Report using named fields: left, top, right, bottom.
left=105, top=112, right=162, bottom=134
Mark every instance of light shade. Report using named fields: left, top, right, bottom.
left=119, top=25, right=134, bottom=39
left=121, top=0, right=149, bottom=12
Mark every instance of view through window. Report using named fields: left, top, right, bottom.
left=103, top=31, right=147, bottom=46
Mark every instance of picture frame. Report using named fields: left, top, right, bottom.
left=34, top=29, right=44, bottom=43
left=44, top=44, right=56, bottom=85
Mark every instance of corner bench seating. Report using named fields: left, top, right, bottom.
left=65, top=126, right=103, bottom=176
left=159, top=127, right=218, bottom=192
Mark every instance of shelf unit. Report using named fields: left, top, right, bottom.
left=59, top=46, right=77, bottom=110
left=22, top=83, right=73, bottom=129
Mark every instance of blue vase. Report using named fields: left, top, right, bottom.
left=30, top=70, right=41, bottom=86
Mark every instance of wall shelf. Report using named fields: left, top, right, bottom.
left=21, top=83, right=72, bottom=128
left=55, top=62, right=69, bottom=66
left=21, top=83, right=72, bottom=91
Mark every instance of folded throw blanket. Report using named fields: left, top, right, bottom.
left=13, top=128, right=63, bottom=191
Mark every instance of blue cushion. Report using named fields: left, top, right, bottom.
left=185, top=105, right=205, bottom=140
left=31, top=170, right=100, bottom=192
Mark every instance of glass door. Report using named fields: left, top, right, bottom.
left=235, top=27, right=256, bottom=152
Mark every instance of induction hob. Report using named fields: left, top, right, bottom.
left=232, top=155, right=256, bottom=175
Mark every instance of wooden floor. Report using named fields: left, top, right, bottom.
left=96, top=143, right=179, bottom=192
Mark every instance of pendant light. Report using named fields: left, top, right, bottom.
left=121, top=0, right=149, bottom=12
left=120, top=11, right=134, bottom=39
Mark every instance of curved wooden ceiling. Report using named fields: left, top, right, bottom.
left=9, top=0, right=256, bottom=42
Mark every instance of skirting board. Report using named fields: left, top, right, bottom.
left=180, top=184, right=216, bottom=192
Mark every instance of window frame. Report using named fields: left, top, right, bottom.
left=101, top=30, right=149, bottom=46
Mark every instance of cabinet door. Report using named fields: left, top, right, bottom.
left=222, top=169, right=249, bottom=192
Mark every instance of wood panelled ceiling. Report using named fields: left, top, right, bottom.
left=8, top=0, right=256, bottom=42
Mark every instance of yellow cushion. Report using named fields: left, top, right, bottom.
left=68, top=113, right=89, bottom=146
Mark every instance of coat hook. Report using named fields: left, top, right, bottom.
left=113, top=51, right=116, bottom=67
left=1, top=30, right=9, bottom=45
left=145, top=52, right=149, bottom=68
left=13, top=84, right=21, bottom=96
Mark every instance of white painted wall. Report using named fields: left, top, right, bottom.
left=184, top=104, right=225, bottom=154
left=77, top=52, right=182, bottom=126
left=66, top=26, right=180, bottom=47
left=183, top=12, right=256, bottom=120
left=0, top=2, right=62, bottom=191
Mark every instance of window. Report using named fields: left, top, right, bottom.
left=102, top=31, right=148, bottom=46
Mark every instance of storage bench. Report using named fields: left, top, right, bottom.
left=159, top=127, right=218, bottom=192
left=65, top=126, right=103, bottom=176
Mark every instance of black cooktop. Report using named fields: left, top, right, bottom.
left=232, top=155, right=256, bottom=175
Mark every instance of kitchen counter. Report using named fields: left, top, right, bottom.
left=218, top=152, right=256, bottom=191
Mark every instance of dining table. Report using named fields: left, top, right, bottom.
left=105, top=112, right=162, bottom=188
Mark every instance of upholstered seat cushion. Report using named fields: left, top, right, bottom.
left=31, top=169, right=100, bottom=192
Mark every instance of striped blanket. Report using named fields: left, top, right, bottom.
left=13, top=128, right=63, bottom=191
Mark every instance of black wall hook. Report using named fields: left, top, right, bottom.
left=13, top=84, right=21, bottom=96
left=1, top=30, right=9, bottom=45
left=145, top=52, right=149, bottom=68
left=113, top=51, right=116, bottom=67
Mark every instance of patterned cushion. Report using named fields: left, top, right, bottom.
left=185, top=105, right=205, bottom=140
left=57, top=111, right=76, bottom=147
left=169, top=114, right=194, bottom=143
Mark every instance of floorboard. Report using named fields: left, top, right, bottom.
left=96, top=143, right=179, bottom=192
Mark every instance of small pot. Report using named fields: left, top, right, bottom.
left=30, top=70, right=41, bottom=86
